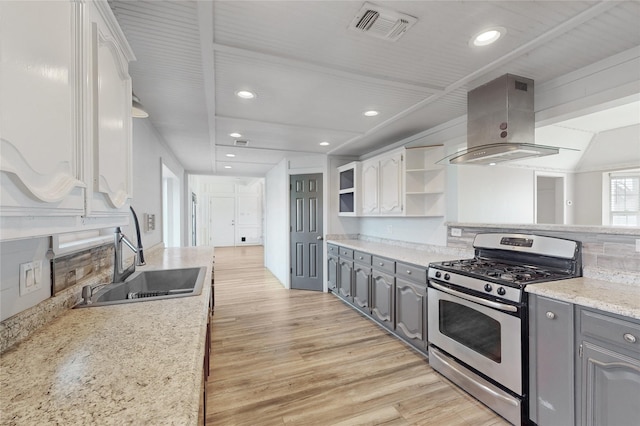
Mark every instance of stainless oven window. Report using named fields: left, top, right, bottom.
left=439, top=300, right=502, bottom=363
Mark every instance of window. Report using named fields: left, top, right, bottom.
left=609, top=171, right=640, bottom=226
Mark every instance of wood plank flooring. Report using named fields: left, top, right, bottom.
left=207, top=246, right=509, bottom=426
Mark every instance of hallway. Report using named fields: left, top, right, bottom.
left=206, top=245, right=507, bottom=425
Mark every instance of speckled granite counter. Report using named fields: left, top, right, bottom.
left=0, top=247, right=214, bottom=425
left=326, top=239, right=471, bottom=268
left=526, top=277, right=640, bottom=320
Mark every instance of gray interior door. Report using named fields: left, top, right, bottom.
left=290, top=173, right=323, bottom=291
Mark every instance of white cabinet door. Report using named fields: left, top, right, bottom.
left=0, top=1, right=86, bottom=239
left=361, top=160, right=379, bottom=215
left=379, top=152, right=403, bottom=215
left=86, top=1, right=134, bottom=218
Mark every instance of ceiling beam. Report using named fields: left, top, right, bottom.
left=212, top=42, right=443, bottom=94
left=196, top=1, right=217, bottom=173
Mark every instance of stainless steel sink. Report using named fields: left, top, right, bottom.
left=75, top=267, right=207, bottom=307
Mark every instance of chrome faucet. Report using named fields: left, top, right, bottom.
left=113, top=227, right=138, bottom=283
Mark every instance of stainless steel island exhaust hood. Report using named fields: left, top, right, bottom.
left=449, top=74, right=559, bottom=165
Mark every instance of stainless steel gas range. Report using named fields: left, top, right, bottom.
left=427, top=233, right=582, bottom=425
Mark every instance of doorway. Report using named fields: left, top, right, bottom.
left=162, top=163, right=181, bottom=247
left=290, top=173, right=323, bottom=291
left=209, top=196, right=236, bottom=247
left=536, top=174, right=565, bottom=224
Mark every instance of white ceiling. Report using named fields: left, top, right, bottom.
left=109, top=0, right=640, bottom=176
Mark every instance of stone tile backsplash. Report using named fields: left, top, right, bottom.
left=1, top=244, right=114, bottom=354
left=446, top=225, right=640, bottom=285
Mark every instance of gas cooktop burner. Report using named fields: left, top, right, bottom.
left=439, top=258, right=565, bottom=284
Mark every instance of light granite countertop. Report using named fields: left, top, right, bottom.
left=0, top=246, right=214, bottom=425
left=330, top=239, right=640, bottom=321
left=526, top=277, right=640, bottom=320
left=327, top=239, right=471, bottom=269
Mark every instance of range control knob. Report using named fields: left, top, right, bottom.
left=484, top=283, right=493, bottom=292
left=497, top=287, right=506, bottom=296
left=444, top=273, right=450, bottom=281
left=435, top=271, right=442, bottom=278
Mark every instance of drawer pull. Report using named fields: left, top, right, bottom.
left=546, top=311, right=556, bottom=320
left=359, top=256, right=363, bottom=260
left=379, top=262, right=384, bottom=266
left=407, top=270, right=412, bottom=275
left=623, top=333, right=637, bottom=344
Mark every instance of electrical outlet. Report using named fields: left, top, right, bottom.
left=451, top=228, right=462, bottom=237
left=636, top=239, right=640, bottom=253
left=386, top=225, right=393, bottom=235
left=19, top=260, right=43, bottom=296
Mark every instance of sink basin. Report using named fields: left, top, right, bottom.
left=76, top=267, right=207, bottom=307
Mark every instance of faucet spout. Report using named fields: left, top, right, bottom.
left=113, top=227, right=137, bottom=283
left=130, top=206, right=146, bottom=266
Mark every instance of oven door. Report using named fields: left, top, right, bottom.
left=428, top=282, right=522, bottom=395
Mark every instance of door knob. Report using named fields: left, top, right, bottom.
left=316, top=236, right=323, bottom=240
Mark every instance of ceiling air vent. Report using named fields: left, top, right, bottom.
left=349, top=2, right=417, bottom=41
left=234, top=140, right=248, bottom=147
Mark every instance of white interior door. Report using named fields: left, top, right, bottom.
left=210, top=196, right=235, bottom=247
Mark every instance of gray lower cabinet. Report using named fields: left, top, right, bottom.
left=528, top=294, right=575, bottom=426
left=327, top=253, right=338, bottom=293
left=395, top=277, right=427, bottom=352
left=576, top=307, right=640, bottom=426
left=353, top=258, right=371, bottom=315
left=337, top=258, right=353, bottom=302
left=371, top=268, right=395, bottom=331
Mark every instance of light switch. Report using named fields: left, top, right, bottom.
left=19, top=260, right=43, bottom=296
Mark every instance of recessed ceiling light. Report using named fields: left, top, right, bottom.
left=364, top=110, right=379, bottom=117
left=236, top=90, right=255, bottom=99
left=471, top=27, right=505, bottom=47
left=319, top=141, right=330, bottom=146
left=226, top=153, right=236, bottom=158
left=224, top=165, right=232, bottom=169
left=229, top=132, right=242, bottom=138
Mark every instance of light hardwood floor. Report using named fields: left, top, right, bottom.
left=207, top=246, right=509, bottom=426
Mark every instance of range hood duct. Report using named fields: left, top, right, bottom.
left=449, top=74, right=559, bottom=165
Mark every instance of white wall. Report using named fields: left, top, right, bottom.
left=0, top=237, right=50, bottom=321
left=264, top=159, right=289, bottom=287
left=456, top=165, right=535, bottom=224
left=359, top=217, right=447, bottom=245
left=574, top=171, right=604, bottom=225
left=123, top=119, right=185, bottom=250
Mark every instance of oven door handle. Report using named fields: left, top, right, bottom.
left=429, top=281, right=518, bottom=313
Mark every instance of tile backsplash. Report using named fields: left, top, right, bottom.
left=446, top=224, right=640, bottom=285
left=1, top=243, right=114, bottom=354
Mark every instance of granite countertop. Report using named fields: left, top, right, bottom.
left=327, top=239, right=471, bottom=268
left=330, top=239, right=640, bottom=320
left=526, top=277, right=640, bottom=320
left=0, top=247, right=214, bottom=425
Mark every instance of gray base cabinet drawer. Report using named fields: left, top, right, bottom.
left=580, top=309, right=640, bottom=354
left=328, top=244, right=339, bottom=256
left=354, top=251, right=372, bottom=265
left=396, top=262, right=427, bottom=283
left=372, top=256, right=395, bottom=274
left=339, top=247, right=354, bottom=258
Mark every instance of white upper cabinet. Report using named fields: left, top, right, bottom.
left=378, top=151, right=404, bottom=215
left=85, top=1, right=135, bottom=218
left=0, top=0, right=135, bottom=241
left=341, top=146, right=445, bottom=217
left=360, top=148, right=404, bottom=216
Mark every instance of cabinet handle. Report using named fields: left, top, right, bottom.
left=379, top=262, right=384, bottom=266
left=406, top=270, right=411, bottom=275
left=546, top=311, right=556, bottom=320
left=359, top=256, right=363, bottom=260
left=623, top=333, right=637, bottom=344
